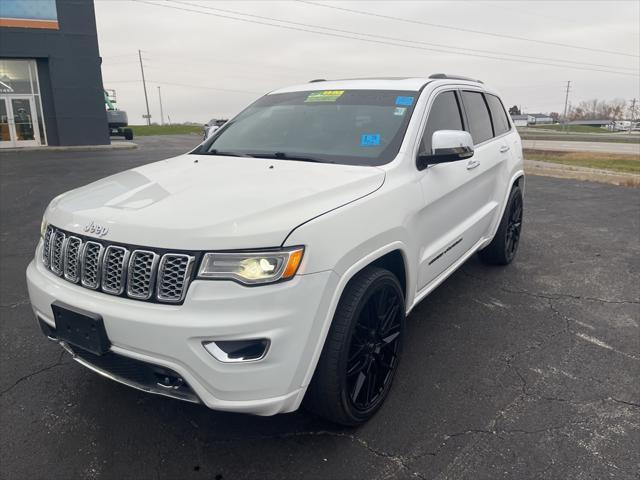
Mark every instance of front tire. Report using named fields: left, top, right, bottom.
left=479, top=184, right=523, bottom=265
left=306, top=267, right=405, bottom=426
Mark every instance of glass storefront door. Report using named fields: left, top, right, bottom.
left=0, top=96, right=40, bottom=148
left=0, top=59, right=46, bottom=147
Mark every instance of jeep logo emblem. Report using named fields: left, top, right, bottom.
left=84, top=221, right=109, bottom=237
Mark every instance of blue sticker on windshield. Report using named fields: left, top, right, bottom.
left=395, top=96, right=414, bottom=106
left=361, top=133, right=381, bottom=146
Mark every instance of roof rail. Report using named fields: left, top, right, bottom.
left=429, top=73, right=484, bottom=84
left=309, top=78, right=327, bottom=83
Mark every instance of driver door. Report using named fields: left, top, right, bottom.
left=414, top=89, right=490, bottom=292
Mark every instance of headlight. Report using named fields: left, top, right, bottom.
left=197, top=247, right=304, bottom=285
left=40, top=217, right=47, bottom=238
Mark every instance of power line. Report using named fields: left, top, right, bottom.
left=102, top=79, right=261, bottom=94
left=298, top=0, right=639, bottom=59
left=136, top=0, right=638, bottom=78
left=171, top=0, right=635, bottom=73
left=147, top=80, right=262, bottom=95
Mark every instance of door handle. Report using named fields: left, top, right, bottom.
left=499, top=145, right=510, bottom=153
left=466, top=159, right=480, bottom=170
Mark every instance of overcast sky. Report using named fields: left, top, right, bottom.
left=95, top=0, right=640, bottom=124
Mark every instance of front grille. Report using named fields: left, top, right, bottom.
left=42, top=226, right=195, bottom=304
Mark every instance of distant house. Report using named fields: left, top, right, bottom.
left=510, top=114, right=529, bottom=127
left=527, top=113, right=554, bottom=125
left=567, top=119, right=614, bottom=129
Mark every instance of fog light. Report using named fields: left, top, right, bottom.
left=203, top=339, right=270, bottom=363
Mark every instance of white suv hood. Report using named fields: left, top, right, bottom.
left=46, top=154, right=385, bottom=250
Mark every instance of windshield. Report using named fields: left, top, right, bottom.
left=193, top=89, right=419, bottom=166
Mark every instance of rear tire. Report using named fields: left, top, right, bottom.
left=305, top=267, right=405, bottom=426
left=479, top=184, right=523, bottom=265
left=124, top=128, right=133, bottom=140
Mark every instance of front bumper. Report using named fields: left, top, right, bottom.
left=26, top=248, right=338, bottom=416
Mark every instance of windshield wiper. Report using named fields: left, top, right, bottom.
left=201, top=149, right=252, bottom=157
left=249, top=152, right=334, bottom=164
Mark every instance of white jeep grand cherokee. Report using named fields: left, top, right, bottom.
left=27, top=74, right=523, bottom=426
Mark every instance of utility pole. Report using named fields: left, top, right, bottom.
left=157, top=86, right=165, bottom=126
left=562, top=80, right=571, bottom=130
left=138, top=49, right=151, bottom=126
left=562, top=80, right=571, bottom=133
left=629, top=98, right=637, bottom=134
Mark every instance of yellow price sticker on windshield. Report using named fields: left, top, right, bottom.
left=305, top=90, right=345, bottom=102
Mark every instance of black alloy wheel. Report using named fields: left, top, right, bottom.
left=505, top=192, right=523, bottom=261
left=306, top=267, right=405, bottom=426
left=346, top=282, right=402, bottom=414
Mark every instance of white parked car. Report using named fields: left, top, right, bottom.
left=27, top=75, right=524, bottom=425
left=203, top=119, right=227, bottom=140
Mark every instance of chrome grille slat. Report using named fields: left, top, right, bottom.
left=101, top=246, right=130, bottom=295
left=81, top=241, right=104, bottom=289
left=127, top=250, right=159, bottom=300
left=50, top=231, right=67, bottom=276
left=42, top=225, right=54, bottom=267
left=42, top=226, right=195, bottom=304
left=157, top=254, right=195, bottom=303
left=63, top=236, right=83, bottom=283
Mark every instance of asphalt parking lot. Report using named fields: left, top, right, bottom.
left=1, top=135, right=639, bottom=480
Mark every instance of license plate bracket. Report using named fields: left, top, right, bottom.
left=51, top=302, right=111, bottom=355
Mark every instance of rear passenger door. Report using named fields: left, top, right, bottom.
left=483, top=92, right=518, bottom=201
left=459, top=90, right=513, bottom=234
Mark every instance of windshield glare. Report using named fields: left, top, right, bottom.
left=195, top=90, right=419, bottom=166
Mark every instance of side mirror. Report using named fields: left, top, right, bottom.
left=417, top=130, right=474, bottom=170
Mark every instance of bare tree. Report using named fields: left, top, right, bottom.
left=568, top=99, right=627, bottom=120
left=628, top=99, right=639, bottom=121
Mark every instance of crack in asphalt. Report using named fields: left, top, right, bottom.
left=280, top=430, right=418, bottom=479
left=0, top=350, right=66, bottom=397
left=460, top=270, right=640, bottom=305
left=259, top=416, right=596, bottom=480
left=609, top=397, right=640, bottom=409
left=0, top=298, right=30, bottom=309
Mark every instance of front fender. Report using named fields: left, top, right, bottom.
left=283, top=182, right=420, bottom=393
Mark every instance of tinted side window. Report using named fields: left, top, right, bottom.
left=486, top=94, right=510, bottom=136
left=420, top=91, right=464, bottom=153
left=461, top=91, right=493, bottom=144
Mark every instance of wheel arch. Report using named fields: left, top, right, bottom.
left=294, top=241, right=412, bottom=398
left=482, top=170, right=525, bottom=249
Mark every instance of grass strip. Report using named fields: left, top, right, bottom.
left=523, top=149, right=640, bottom=174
